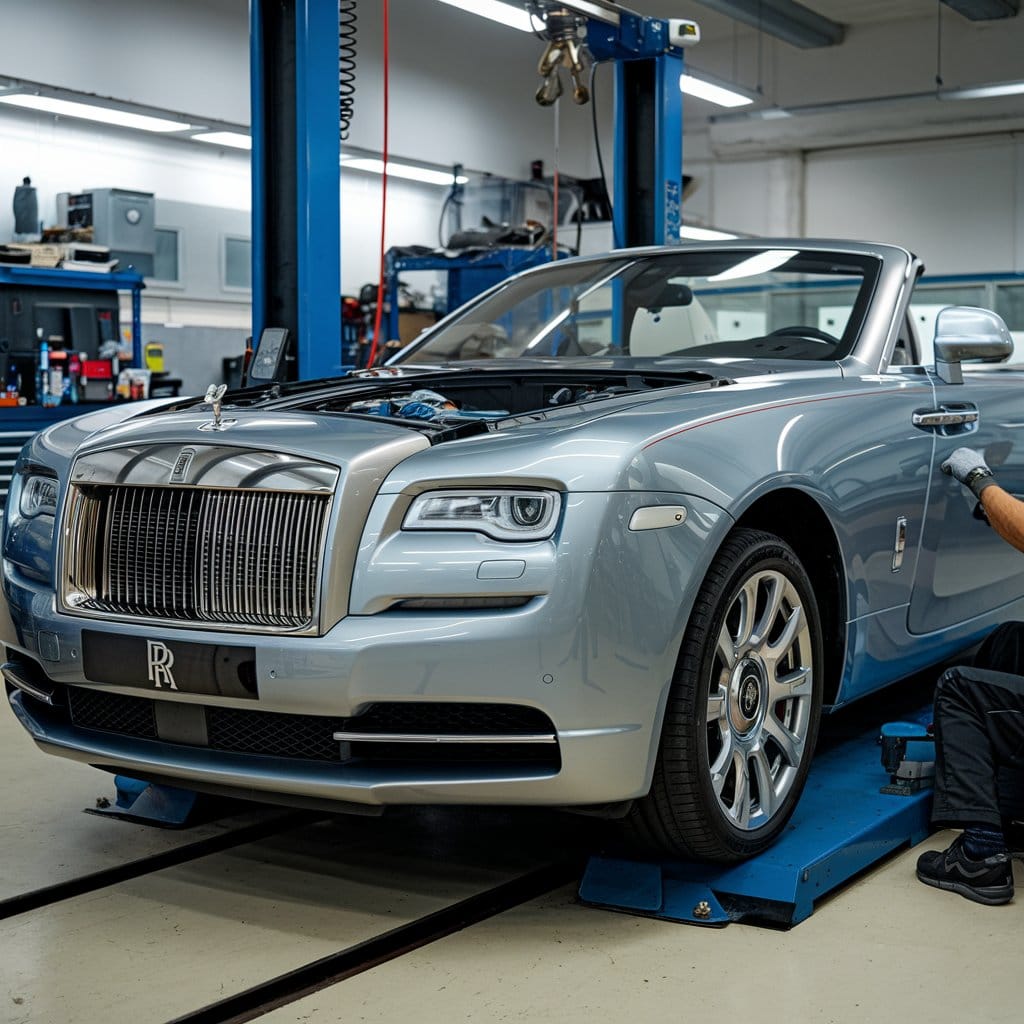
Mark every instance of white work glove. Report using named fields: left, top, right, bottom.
left=941, top=447, right=996, bottom=499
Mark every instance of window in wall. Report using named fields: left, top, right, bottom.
left=223, top=236, right=252, bottom=291
left=995, top=283, right=1024, bottom=332
left=151, top=227, right=181, bottom=284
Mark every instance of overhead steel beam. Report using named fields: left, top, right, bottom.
left=941, top=0, right=1019, bottom=19
left=693, top=0, right=844, bottom=48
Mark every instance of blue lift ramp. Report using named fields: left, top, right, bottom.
left=579, top=725, right=934, bottom=927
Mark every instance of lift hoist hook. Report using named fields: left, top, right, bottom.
left=532, top=6, right=591, bottom=106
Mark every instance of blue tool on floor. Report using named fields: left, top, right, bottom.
left=879, top=721, right=936, bottom=795
left=86, top=775, right=201, bottom=827
left=579, top=721, right=935, bottom=928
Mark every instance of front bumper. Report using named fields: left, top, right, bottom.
left=4, top=490, right=730, bottom=808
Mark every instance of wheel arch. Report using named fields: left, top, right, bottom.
left=732, top=488, right=847, bottom=707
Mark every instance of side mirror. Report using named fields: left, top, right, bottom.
left=933, top=306, right=1013, bottom=384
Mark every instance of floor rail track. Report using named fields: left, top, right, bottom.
left=165, top=858, right=583, bottom=1024
left=0, top=810, right=320, bottom=921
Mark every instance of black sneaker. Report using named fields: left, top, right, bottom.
left=916, top=833, right=1014, bottom=906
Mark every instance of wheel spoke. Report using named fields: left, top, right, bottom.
left=709, top=729, right=733, bottom=779
left=731, top=750, right=752, bottom=828
left=763, top=709, right=804, bottom=768
left=752, top=573, right=785, bottom=646
left=716, top=623, right=737, bottom=670
left=765, top=602, right=803, bottom=664
left=769, top=665, right=813, bottom=704
left=707, top=686, right=727, bottom=724
left=734, top=579, right=759, bottom=651
left=750, top=745, right=776, bottom=819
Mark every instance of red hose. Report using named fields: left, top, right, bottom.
left=367, top=0, right=390, bottom=368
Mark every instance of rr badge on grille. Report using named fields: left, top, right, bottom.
left=147, top=640, right=178, bottom=690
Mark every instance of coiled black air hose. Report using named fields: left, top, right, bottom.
left=339, top=0, right=358, bottom=139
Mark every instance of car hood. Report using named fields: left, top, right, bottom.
left=27, top=359, right=848, bottom=494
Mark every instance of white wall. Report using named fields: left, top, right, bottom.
left=803, top=135, right=1023, bottom=275
left=0, top=112, right=252, bottom=240
left=680, top=132, right=1024, bottom=274
left=0, top=0, right=250, bottom=125
left=0, top=0, right=605, bottom=303
left=0, top=0, right=602, bottom=183
left=0, top=104, right=455, bottom=295
left=4, top=0, right=1024, bottom=291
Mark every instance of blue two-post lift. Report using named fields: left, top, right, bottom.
left=245, top=0, right=935, bottom=928
left=248, top=0, right=685, bottom=380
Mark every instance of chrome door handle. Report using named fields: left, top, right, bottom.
left=912, top=407, right=979, bottom=428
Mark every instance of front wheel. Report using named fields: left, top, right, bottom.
left=628, top=528, right=823, bottom=862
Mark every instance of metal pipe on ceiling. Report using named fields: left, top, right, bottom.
left=693, top=0, right=844, bottom=48
left=941, top=0, right=1019, bottom=19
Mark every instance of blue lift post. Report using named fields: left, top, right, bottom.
left=586, top=13, right=684, bottom=248
left=250, top=0, right=342, bottom=381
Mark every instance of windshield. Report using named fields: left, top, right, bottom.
left=395, top=248, right=881, bottom=365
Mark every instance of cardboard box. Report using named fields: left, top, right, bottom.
left=6, top=243, right=64, bottom=268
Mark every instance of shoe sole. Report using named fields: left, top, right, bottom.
left=916, top=870, right=1014, bottom=906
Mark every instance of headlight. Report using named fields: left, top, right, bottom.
left=19, top=474, right=59, bottom=518
left=404, top=489, right=561, bottom=541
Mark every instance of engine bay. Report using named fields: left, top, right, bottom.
left=302, top=369, right=731, bottom=436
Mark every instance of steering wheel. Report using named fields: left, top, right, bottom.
left=767, top=325, right=840, bottom=345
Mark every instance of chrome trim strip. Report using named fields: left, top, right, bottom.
left=1, top=662, right=55, bottom=705
left=332, top=731, right=558, bottom=745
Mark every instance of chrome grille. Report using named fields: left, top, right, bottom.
left=64, top=485, right=331, bottom=630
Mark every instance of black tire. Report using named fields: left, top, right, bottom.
left=626, top=528, right=824, bottom=862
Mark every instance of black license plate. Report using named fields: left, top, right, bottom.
left=82, top=630, right=258, bottom=699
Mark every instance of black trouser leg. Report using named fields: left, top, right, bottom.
left=973, top=621, right=1024, bottom=676
left=931, top=663, right=1024, bottom=829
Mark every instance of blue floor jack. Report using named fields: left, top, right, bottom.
left=87, top=775, right=206, bottom=828
left=580, top=719, right=937, bottom=928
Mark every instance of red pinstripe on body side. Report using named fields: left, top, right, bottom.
left=641, top=386, right=934, bottom=451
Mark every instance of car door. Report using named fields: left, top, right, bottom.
left=908, top=364, right=1024, bottom=634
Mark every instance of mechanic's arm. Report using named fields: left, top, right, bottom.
left=942, top=447, right=1024, bottom=553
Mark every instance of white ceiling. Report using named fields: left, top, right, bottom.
left=616, top=0, right=1024, bottom=141
left=631, top=0, right=992, bottom=39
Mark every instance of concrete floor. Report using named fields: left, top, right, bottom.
left=1, top=700, right=1020, bottom=1024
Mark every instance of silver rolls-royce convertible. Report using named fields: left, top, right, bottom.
left=4, top=240, right=1021, bottom=862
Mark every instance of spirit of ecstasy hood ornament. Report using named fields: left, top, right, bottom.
left=198, top=384, right=235, bottom=432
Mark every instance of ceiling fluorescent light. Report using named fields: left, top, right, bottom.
left=433, top=0, right=534, bottom=32
left=707, top=249, right=799, bottom=282
left=0, top=93, right=191, bottom=132
left=193, top=131, right=252, bottom=149
left=680, top=72, right=756, bottom=108
left=939, top=79, right=1024, bottom=100
left=342, top=157, right=469, bottom=187
left=680, top=225, right=739, bottom=240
